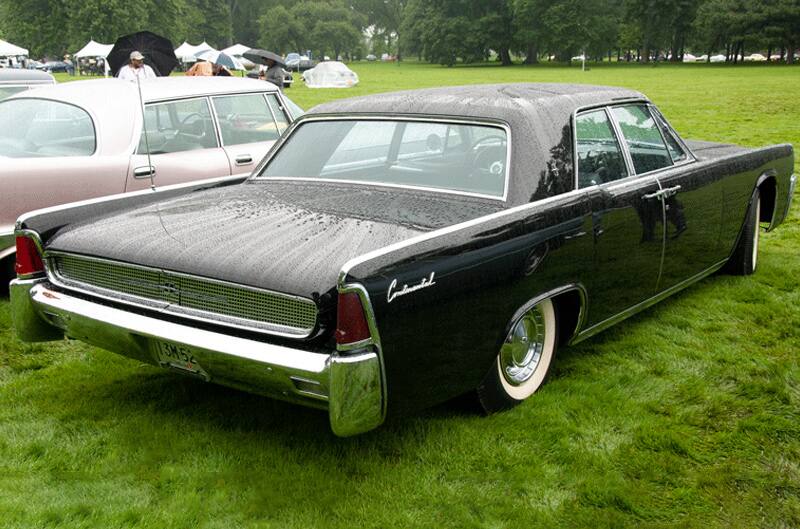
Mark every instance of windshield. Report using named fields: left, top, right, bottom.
left=259, top=119, right=508, bottom=199
left=0, top=98, right=96, bottom=158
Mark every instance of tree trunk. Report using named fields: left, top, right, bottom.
left=524, top=44, right=538, bottom=64
left=499, top=48, right=512, bottom=66
left=788, top=45, right=796, bottom=64
left=780, top=48, right=785, bottom=62
left=767, top=45, right=772, bottom=62
left=740, top=40, right=745, bottom=63
left=725, top=42, right=731, bottom=62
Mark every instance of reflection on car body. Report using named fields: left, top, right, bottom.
left=10, top=83, right=796, bottom=436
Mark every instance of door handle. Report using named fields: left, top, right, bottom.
left=235, top=154, right=253, bottom=166
left=661, top=185, right=682, bottom=198
left=642, top=190, right=663, bottom=200
left=133, top=165, right=156, bottom=179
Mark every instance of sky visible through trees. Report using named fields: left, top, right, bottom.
left=0, top=0, right=797, bottom=64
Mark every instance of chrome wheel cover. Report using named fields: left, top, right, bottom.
left=499, top=304, right=547, bottom=386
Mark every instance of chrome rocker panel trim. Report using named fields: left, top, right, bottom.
left=10, top=278, right=384, bottom=437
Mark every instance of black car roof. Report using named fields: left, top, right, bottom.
left=307, top=83, right=646, bottom=121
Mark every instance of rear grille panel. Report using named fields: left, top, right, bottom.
left=49, top=253, right=318, bottom=337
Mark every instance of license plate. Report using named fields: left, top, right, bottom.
left=152, top=340, right=209, bottom=380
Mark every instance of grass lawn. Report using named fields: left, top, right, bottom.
left=4, top=62, right=799, bottom=528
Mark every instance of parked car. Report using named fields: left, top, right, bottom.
left=285, top=53, right=316, bottom=71
left=246, top=68, right=294, bottom=88
left=302, top=61, right=359, bottom=88
left=38, top=60, right=72, bottom=73
left=0, top=69, right=55, bottom=100
left=0, top=76, right=303, bottom=280
left=10, top=84, right=796, bottom=436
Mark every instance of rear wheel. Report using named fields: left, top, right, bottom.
left=724, top=188, right=761, bottom=276
left=477, top=298, right=557, bottom=413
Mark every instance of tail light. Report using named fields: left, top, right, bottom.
left=336, top=291, right=371, bottom=345
left=15, top=235, right=44, bottom=277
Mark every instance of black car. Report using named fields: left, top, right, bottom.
left=10, top=84, right=796, bottom=436
left=38, top=61, right=72, bottom=74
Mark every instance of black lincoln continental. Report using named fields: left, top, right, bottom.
left=10, top=84, right=796, bottom=436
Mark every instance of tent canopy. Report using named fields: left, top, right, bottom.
left=174, top=41, right=215, bottom=62
left=0, top=39, right=28, bottom=56
left=75, top=40, right=113, bottom=58
left=222, top=43, right=251, bottom=57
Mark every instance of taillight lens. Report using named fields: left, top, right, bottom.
left=336, top=292, right=371, bottom=345
left=15, top=235, right=44, bottom=277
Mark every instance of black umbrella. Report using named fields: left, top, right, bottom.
left=243, top=49, right=285, bottom=67
left=107, top=31, right=179, bottom=77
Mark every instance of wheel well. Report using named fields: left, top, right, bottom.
left=758, top=177, right=777, bottom=226
left=552, top=289, right=583, bottom=347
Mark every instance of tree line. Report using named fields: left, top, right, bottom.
left=0, top=0, right=797, bottom=65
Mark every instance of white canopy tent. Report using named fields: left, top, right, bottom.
left=75, top=40, right=113, bottom=58
left=222, top=43, right=251, bottom=57
left=0, top=39, right=28, bottom=57
left=175, top=41, right=215, bottom=62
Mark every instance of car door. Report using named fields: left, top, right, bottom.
left=211, top=92, right=288, bottom=176
left=578, top=107, right=665, bottom=328
left=126, top=97, right=231, bottom=192
left=647, top=105, right=724, bottom=291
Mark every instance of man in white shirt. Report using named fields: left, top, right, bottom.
left=117, top=51, right=156, bottom=81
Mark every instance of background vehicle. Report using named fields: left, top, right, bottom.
left=39, top=61, right=72, bottom=73
left=0, top=76, right=303, bottom=282
left=0, top=69, right=55, bottom=100
left=10, top=84, right=795, bottom=436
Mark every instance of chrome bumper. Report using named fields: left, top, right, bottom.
left=10, top=278, right=385, bottom=437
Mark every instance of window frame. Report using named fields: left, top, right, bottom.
left=0, top=96, right=98, bottom=157
left=253, top=114, right=512, bottom=202
left=574, top=107, right=630, bottom=189
left=137, top=95, right=221, bottom=155
left=572, top=99, right=696, bottom=190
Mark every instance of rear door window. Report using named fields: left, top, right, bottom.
left=575, top=109, right=628, bottom=188
left=137, top=97, right=217, bottom=154
left=610, top=105, right=673, bottom=174
left=212, top=93, right=280, bottom=146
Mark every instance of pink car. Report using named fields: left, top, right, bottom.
left=0, top=76, right=302, bottom=281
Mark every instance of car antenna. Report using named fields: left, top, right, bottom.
left=134, top=71, right=156, bottom=191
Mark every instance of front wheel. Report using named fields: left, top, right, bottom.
left=477, top=298, right=557, bottom=413
left=724, top=188, right=761, bottom=276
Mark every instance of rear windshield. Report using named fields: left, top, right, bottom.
left=0, top=98, right=96, bottom=158
left=258, top=119, right=508, bottom=199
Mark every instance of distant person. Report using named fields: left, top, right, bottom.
left=263, top=59, right=284, bottom=88
left=118, top=51, right=156, bottom=81
left=63, top=54, right=75, bottom=76
left=185, top=59, right=212, bottom=76
left=212, top=63, right=232, bottom=76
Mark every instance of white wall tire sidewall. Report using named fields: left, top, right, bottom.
left=496, top=298, right=556, bottom=401
left=752, top=197, right=760, bottom=271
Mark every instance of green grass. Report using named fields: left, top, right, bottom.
left=5, top=62, right=799, bottom=528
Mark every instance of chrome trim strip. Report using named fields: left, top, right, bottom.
left=45, top=251, right=318, bottom=339
left=252, top=114, right=512, bottom=202
left=510, top=284, right=588, bottom=343
left=16, top=173, right=245, bottom=231
left=571, top=258, right=728, bottom=344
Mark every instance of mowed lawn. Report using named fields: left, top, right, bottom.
left=1, top=63, right=798, bottom=528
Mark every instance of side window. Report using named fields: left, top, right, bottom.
left=575, top=109, right=628, bottom=188
left=650, top=107, right=688, bottom=164
left=398, top=122, right=447, bottom=158
left=212, top=93, right=279, bottom=146
left=265, top=94, right=290, bottom=135
left=610, top=105, right=672, bottom=174
left=137, top=98, right=217, bottom=154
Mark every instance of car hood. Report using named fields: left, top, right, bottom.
left=47, top=181, right=502, bottom=298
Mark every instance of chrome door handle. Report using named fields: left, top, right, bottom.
left=133, top=165, right=156, bottom=179
left=235, top=154, right=253, bottom=166
left=642, top=190, right=663, bottom=200
left=661, top=185, right=682, bottom=198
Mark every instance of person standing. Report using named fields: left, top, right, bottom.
left=185, top=59, right=212, bottom=76
left=263, top=59, right=284, bottom=88
left=117, top=51, right=156, bottom=81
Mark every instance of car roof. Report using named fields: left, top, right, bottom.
left=308, top=83, right=646, bottom=121
left=0, top=69, right=55, bottom=84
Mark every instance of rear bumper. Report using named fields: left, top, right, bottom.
left=10, top=278, right=385, bottom=437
